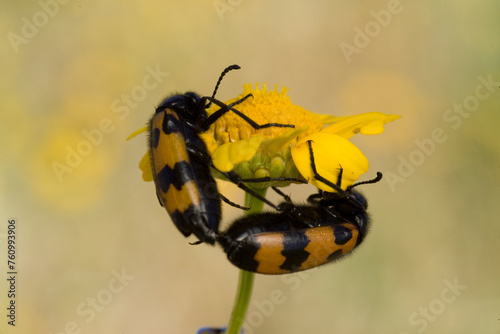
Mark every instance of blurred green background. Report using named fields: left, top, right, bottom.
left=1, top=1, right=499, bottom=333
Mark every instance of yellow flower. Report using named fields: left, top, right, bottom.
left=128, top=84, right=400, bottom=192
left=204, top=84, right=400, bottom=191
left=202, top=83, right=323, bottom=188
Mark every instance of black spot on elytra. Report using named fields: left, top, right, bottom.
left=280, top=231, right=310, bottom=272
left=333, top=225, right=353, bottom=245
left=163, top=112, right=183, bottom=135
left=156, top=161, right=194, bottom=192
left=152, top=127, right=160, bottom=148
left=327, top=249, right=343, bottom=262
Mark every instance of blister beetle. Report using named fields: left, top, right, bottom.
left=218, top=140, right=383, bottom=274
left=149, top=65, right=303, bottom=245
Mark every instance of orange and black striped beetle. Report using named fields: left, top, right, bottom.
left=218, top=140, right=383, bottom=274
left=149, top=65, right=303, bottom=245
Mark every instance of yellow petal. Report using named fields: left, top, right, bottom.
left=212, top=136, right=263, bottom=172
left=291, top=132, right=369, bottom=191
left=321, top=112, right=401, bottom=139
left=126, top=126, right=148, bottom=140
left=314, top=113, right=339, bottom=125
left=260, top=127, right=310, bottom=153
left=139, top=152, right=154, bottom=182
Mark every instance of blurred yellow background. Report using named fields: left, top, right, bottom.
left=1, top=1, right=499, bottom=333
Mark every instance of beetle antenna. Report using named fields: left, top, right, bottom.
left=206, top=64, right=241, bottom=108
left=347, top=172, right=383, bottom=191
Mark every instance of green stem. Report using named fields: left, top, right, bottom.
left=226, top=188, right=268, bottom=334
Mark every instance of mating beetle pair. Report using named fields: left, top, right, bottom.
left=147, top=65, right=382, bottom=274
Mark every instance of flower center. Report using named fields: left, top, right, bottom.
left=205, top=84, right=324, bottom=188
